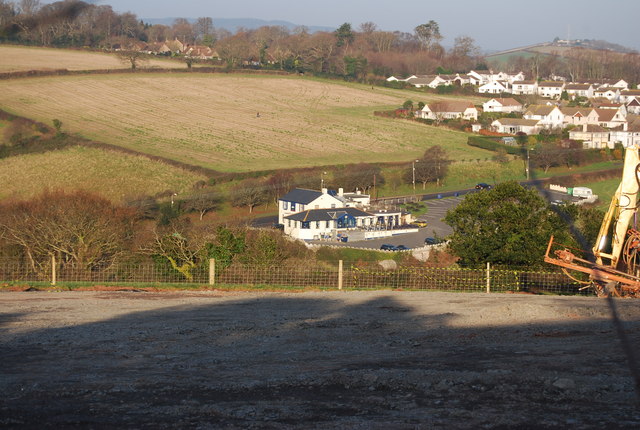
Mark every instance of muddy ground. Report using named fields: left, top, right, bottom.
left=1, top=290, right=640, bottom=429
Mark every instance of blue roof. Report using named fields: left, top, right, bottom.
left=279, top=188, right=324, bottom=204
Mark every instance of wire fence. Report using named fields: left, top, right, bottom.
left=0, top=257, right=590, bottom=295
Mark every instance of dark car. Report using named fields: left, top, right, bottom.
left=395, top=245, right=410, bottom=251
left=475, top=183, right=492, bottom=190
left=380, top=244, right=397, bottom=251
left=424, top=237, right=442, bottom=245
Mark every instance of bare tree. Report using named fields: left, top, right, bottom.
left=230, top=178, right=268, bottom=213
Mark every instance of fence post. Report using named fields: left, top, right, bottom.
left=51, top=255, right=56, bottom=286
left=486, top=262, right=490, bottom=293
left=209, top=258, right=215, bottom=286
left=338, top=260, right=343, bottom=290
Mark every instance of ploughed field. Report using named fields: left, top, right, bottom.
left=0, top=73, right=485, bottom=172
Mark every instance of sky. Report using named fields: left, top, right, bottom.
left=46, top=0, right=640, bottom=52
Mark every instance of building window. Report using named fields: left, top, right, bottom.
left=283, top=201, right=288, bottom=210
left=326, top=221, right=329, bottom=228
left=287, top=219, right=291, bottom=227
left=315, top=221, right=320, bottom=229
left=301, top=221, right=310, bottom=229
left=291, top=202, right=296, bottom=211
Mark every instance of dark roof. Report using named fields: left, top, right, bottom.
left=285, top=207, right=373, bottom=222
left=279, top=188, right=324, bottom=204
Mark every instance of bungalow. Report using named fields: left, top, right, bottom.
left=599, top=78, right=629, bottom=90
left=524, top=105, right=564, bottom=129
left=405, top=75, right=450, bottom=88
left=491, top=118, right=540, bottom=135
left=620, top=90, right=640, bottom=104
left=283, top=207, right=376, bottom=241
left=537, top=81, right=565, bottom=99
left=511, top=80, right=538, bottom=95
left=478, top=80, right=510, bottom=94
left=454, top=73, right=481, bottom=86
left=416, top=100, right=478, bottom=121
left=564, top=83, right=594, bottom=99
left=482, top=98, right=523, bottom=113
left=569, top=124, right=612, bottom=149
left=593, top=87, right=620, bottom=102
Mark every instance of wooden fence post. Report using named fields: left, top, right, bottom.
left=338, top=260, right=343, bottom=290
left=486, top=262, right=490, bottom=293
left=51, top=255, right=56, bottom=286
left=209, top=258, right=215, bottom=286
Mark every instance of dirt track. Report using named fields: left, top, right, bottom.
left=1, top=290, right=640, bottom=429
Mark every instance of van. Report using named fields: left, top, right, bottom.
left=572, top=187, right=593, bottom=198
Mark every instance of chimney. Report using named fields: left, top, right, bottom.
left=321, top=188, right=328, bottom=194
left=338, top=188, right=344, bottom=196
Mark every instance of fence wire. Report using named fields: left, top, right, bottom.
left=0, top=257, right=589, bottom=294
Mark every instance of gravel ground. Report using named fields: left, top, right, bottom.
left=1, top=290, right=640, bottom=429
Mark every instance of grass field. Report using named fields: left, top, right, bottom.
left=0, top=73, right=490, bottom=173
left=0, top=146, right=206, bottom=202
left=0, top=45, right=191, bottom=72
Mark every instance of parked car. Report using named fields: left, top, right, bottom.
left=380, top=244, right=397, bottom=251
left=395, top=245, right=410, bottom=251
left=475, top=183, right=492, bottom=190
left=424, top=237, right=442, bottom=245
left=411, top=221, right=428, bottom=227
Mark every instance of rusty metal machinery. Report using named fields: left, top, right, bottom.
left=545, top=144, right=640, bottom=297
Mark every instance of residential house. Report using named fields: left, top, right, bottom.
left=491, top=118, right=540, bottom=135
left=627, top=98, right=640, bottom=115
left=278, top=188, right=344, bottom=225
left=478, top=81, right=510, bottom=94
left=593, top=87, right=620, bottom=102
left=537, top=81, right=565, bottom=99
left=599, top=78, right=629, bottom=90
left=283, top=207, right=376, bottom=241
left=611, top=116, right=640, bottom=148
left=482, top=98, right=523, bottom=113
left=594, top=108, right=627, bottom=128
left=405, top=75, right=449, bottom=88
left=416, top=101, right=478, bottom=121
left=511, top=80, right=538, bottom=95
left=564, top=83, right=594, bottom=99
left=620, top=90, right=640, bottom=104
left=468, top=70, right=490, bottom=85
left=524, top=105, right=564, bottom=129
left=454, top=73, right=481, bottom=86
left=560, top=107, right=598, bottom=126
left=569, top=124, right=613, bottom=149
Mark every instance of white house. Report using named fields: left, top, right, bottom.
left=537, top=81, right=565, bottom=99
left=491, top=118, right=540, bottom=135
left=564, top=83, right=594, bottom=99
left=416, top=100, right=478, bottom=121
left=524, top=105, right=564, bottom=129
left=620, top=90, right=640, bottom=104
left=593, top=87, right=620, bottom=102
left=405, top=75, right=449, bottom=88
left=278, top=188, right=344, bottom=225
left=627, top=99, right=640, bottom=115
left=283, top=207, right=376, bottom=241
left=569, top=124, right=612, bottom=149
left=478, top=81, right=510, bottom=94
left=482, top=98, right=523, bottom=113
left=511, top=80, right=538, bottom=95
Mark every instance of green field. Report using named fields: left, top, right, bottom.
left=0, top=73, right=490, bottom=173
left=0, top=146, right=206, bottom=202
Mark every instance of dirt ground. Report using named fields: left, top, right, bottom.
left=1, top=290, right=640, bottom=429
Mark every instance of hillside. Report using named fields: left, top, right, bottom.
left=0, top=46, right=191, bottom=73
left=0, top=73, right=487, bottom=173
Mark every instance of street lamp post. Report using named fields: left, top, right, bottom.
left=412, top=159, right=419, bottom=191
left=321, top=171, right=327, bottom=189
left=171, top=193, right=177, bottom=207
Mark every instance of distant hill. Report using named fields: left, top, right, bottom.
left=142, top=17, right=334, bottom=34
